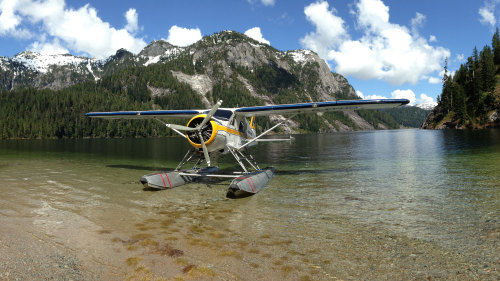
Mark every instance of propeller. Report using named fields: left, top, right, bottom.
left=164, top=100, right=223, bottom=167
left=165, top=123, right=196, bottom=131
left=197, top=100, right=222, bottom=130
left=199, top=132, right=211, bottom=166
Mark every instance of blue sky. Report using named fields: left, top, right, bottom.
left=0, top=0, right=499, bottom=105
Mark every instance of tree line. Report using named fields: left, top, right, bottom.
left=0, top=62, right=205, bottom=139
left=434, top=28, right=500, bottom=127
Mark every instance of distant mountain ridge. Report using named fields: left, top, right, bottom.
left=0, top=40, right=183, bottom=90
left=416, top=102, right=437, bottom=110
left=0, top=31, right=428, bottom=139
left=0, top=31, right=357, bottom=100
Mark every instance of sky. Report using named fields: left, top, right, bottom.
left=0, top=0, right=499, bottom=105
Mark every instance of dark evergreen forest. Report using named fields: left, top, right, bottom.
left=431, top=28, right=500, bottom=127
left=0, top=62, right=204, bottom=139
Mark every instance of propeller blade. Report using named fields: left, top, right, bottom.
left=166, top=123, right=196, bottom=131
left=199, top=132, right=211, bottom=166
left=197, top=100, right=222, bottom=130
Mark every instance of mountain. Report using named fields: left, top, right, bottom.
left=138, top=40, right=185, bottom=66
left=384, top=106, right=432, bottom=128
left=0, top=31, right=418, bottom=139
left=415, top=102, right=437, bottom=110
left=0, top=43, right=181, bottom=91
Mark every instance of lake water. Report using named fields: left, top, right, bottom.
left=0, top=129, right=499, bottom=280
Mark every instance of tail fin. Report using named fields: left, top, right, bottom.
left=249, top=116, right=256, bottom=130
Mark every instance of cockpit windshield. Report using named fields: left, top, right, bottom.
left=212, top=109, right=233, bottom=120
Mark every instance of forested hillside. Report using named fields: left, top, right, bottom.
left=422, top=29, right=500, bottom=129
left=0, top=31, right=422, bottom=139
left=0, top=63, right=204, bottom=139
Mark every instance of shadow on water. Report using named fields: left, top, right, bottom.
left=107, top=164, right=175, bottom=171
left=142, top=187, right=162, bottom=192
left=108, top=164, right=364, bottom=179
left=275, top=167, right=369, bottom=175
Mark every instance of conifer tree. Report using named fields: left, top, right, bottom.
left=493, top=27, right=500, bottom=66
left=440, top=58, right=452, bottom=113
left=480, top=45, right=496, bottom=93
left=470, top=47, right=482, bottom=113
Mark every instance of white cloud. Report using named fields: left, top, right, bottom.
left=391, top=89, right=416, bottom=105
left=300, top=1, right=348, bottom=60
left=166, top=25, right=202, bottom=47
left=479, top=7, right=496, bottom=26
left=479, top=0, right=499, bottom=26
left=261, top=0, right=276, bottom=6
left=301, top=0, right=450, bottom=86
left=0, top=0, right=21, bottom=35
left=418, top=93, right=435, bottom=104
left=356, top=90, right=391, bottom=100
left=427, top=76, right=441, bottom=84
left=429, top=35, right=437, bottom=42
left=0, top=0, right=147, bottom=58
left=248, top=0, right=276, bottom=7
left=356, top=90, right=364, bottom=98
left=124, top=8, right=139, bottom=34
left=410, top=12, right=426, bottom=35
left=30, top=37, right=68, bottom=55
left=365, top=94, right=387, bottom=100
left=244, top=27, right=270, bottom=45
left=359, top=90, right=435, bottom=105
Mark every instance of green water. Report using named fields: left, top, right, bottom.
left=0, top=129, right=499, bottom=279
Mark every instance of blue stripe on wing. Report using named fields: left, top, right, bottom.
left=234, top=99, right=409, bottom=114
left=85, top=110, right=202, bottom=118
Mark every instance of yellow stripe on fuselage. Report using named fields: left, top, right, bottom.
left=217, top=125, right=251, bottom=139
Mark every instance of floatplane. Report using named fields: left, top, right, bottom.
left=86, top=98, right=409, bottom=198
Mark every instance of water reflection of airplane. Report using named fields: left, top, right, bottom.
left=86, top=98, right=409, bottom=198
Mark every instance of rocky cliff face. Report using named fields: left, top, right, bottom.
left=421, top=108, right=500, bottom=129
left=0, top=31, right=356, bottom=101
left=187, top=31, right=356, bottom=102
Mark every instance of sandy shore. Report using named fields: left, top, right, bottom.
left=1, top=197, right=498, bottom=281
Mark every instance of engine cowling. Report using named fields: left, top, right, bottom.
left=185, top=114, right=218, bottom=148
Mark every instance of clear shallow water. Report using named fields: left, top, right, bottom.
left=0, top=129, right=499, bottom=279
left=255, top=130, right=500, bottom=257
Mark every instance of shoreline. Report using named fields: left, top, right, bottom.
left=1, top=197, right=498, bottom=280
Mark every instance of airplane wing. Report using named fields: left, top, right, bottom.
left=233, top=99, right=410, bottom=117
left=86, top=99, right=409, bottom=119
left=85, top=109, right=203, bottom=119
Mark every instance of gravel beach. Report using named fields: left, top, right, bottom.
left=1, top=197, right=498, bottom=281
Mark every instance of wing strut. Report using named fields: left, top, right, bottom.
left=154, top=118, right=187, bottom=138
left=237, top=114, right=297, bottom=151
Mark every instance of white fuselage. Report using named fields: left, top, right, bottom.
left=185, top=111, right=257, bottom=155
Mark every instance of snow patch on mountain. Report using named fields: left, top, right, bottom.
left=86, top=59, right=99, bottom=81
left=0, top=59, right=6, bottom=71
left=416, top=102, right=436, bottom=110
left=12, top=51, right=92, bottom=74
left=288, top=50, right=313, bottom=64
left=142, top=47, right=184, bottom=66
left=144, top=56, right=161, bottom=66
